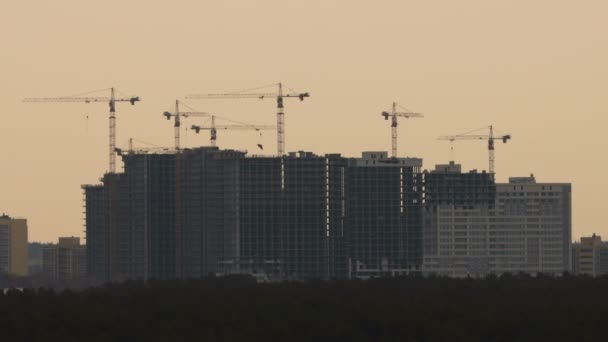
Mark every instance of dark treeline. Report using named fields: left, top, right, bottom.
left=1, top=274, right=607, bottom=341
left=0, top=273, right=92, bottom=291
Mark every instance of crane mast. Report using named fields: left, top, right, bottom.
left=381, top=101, right=423, bottom=158
left=109, top=88, right=116, bottom=173
left=489, top=125, right=495, bottom=175
left=24, top=87, right=139, bottom=173
left=438, top=125, right=511, bottom=174
left=174, top=100, right=180, bottom=149
left=210, top=116, right=217, bottom=147
left=277, top=83, right=285, bottom=156
left=186, top=83, right=309, bottom=156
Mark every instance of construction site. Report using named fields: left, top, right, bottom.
left=23, top=84, right=572, bottom=282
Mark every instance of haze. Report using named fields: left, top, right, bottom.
left=1, top=1, right=606, bottom=242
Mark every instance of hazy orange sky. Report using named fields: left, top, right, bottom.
left=1, top=1, right=607, bottom=242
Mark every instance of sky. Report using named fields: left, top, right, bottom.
left=1, top=1, right=607, bottom=242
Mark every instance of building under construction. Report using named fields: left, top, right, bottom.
left=84, top=148, right=426, bottom=282
left=345, top=152, right=424, bottom=278
left=83, top=148, right=572, bottom=282
left=83, top=152, right=176, bottom=282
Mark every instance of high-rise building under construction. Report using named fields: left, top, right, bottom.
left=84, top=152, right=176, bottom=282
left=83, top=148, right=572, bottom=282
left=345, top=152, right=424, bottom=278
left=84, top=148, right=426, bottom=282
left=177, top=148, right=422, bottom=280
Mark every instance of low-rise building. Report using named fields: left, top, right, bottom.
left=572, top=234, right=608, bottom=276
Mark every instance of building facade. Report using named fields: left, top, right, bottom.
left=83, top=184, right=107, bottom=282
left=345, top=152, right=424, bottom=278
left=84, top=151, right=177, bottom=283
left=422, top=162, right=496, bottom=277
left=178, top=147, right=245, bottom=278
left=85, top=148, right=429, bottom=281
left=83, top=150, right=573, bottom=281
left=28, top=242, right=45, bottom=275
left=42, top=237, right=86, bottom=282
left=572, top=234, right=608, bottom=277
left=492, top=176, right=571, bottom=275
left=179, top=148, right=349, bottom=280
left=121, top=152, right=176, bottom=280
left=0, top=214, right=28, bottom=276
left=422, top=166, right=572, bottom=278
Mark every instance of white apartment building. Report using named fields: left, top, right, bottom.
left=572, top=234, right=608, bottom=277
left=423, top=167, right=571, bottom=278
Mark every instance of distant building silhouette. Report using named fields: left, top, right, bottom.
left=0, top=214, right=28, bottom=276
left=42, top=237, right=86, bottom=282
left=82, top=184, right=106, bottom=282
left=28, top=242, right=45, bottom=275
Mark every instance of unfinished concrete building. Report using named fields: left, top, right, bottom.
left=83, top=184, right=107, bottom=282
left=84, top=147, right=428, bottom=281
left=121, top=152, right=176, bottom=280
left=84, top=151, right=177, bottom=282
left=178, top=148, right=348, bottom=280
left=345, top=152, right=424, bottom=278
left=178, top=147, right=246, bottom=278
left=238, top=151, right=348, bottom=280
left=83, top=148, right=572, bottom=282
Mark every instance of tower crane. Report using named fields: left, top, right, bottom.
left=186, top=83, right=309, bottom=156
left=191, top=115, right=276, bottom=148
left=438, top=125, right=511, bottom=174
left=381, top=102, right=423, bottom=158
left=162, top=100, right=209, bottom=150
left=23, top=88, right=139, bottom=173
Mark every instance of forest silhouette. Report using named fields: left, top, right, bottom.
left=1, top=274, right=607, bottom=341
